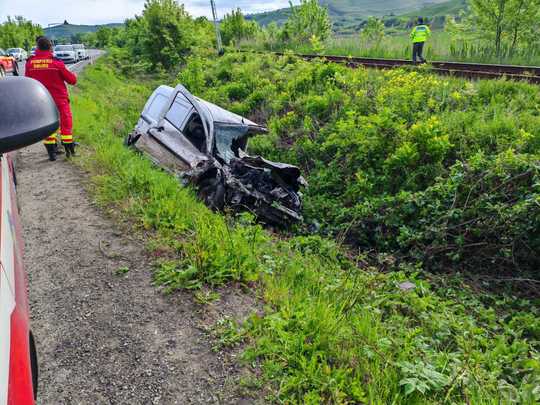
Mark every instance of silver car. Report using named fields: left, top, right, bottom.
left=6, top=48, right=27, bottom=62
left=53, top=45, right=77, bottom=64
left=126, top=84, right=306, bottom=226
left=72, top=44, right=88, bottom=60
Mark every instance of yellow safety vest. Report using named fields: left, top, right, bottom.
left=410, top=25, right=431, bottom=43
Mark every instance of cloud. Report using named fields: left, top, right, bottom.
left=0, top=0, right=297, bottom=26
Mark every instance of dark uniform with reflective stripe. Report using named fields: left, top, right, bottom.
left=410, top=23, right=431, bottom=63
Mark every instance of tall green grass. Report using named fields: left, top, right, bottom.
left=71, top=59, right=540, bottom=404
left=242, top=31, right=540, bottom=66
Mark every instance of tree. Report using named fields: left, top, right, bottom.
left=360, top=17, right=385, bottom=45
left=95, top=26, right=113, bottom=48
left=469, top=0, right=539, bottom=56
left=220, top=8, right=259, bottom=46
left=139, top=0, right=196, bottom=69
left=282, top=0, right=332, bottom=44
left=505, top=0, right=539, bottom=54
left=0, top=16, right=43, bottom=49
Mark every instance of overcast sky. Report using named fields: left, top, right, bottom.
left=0, top=0, right=296, bottom=26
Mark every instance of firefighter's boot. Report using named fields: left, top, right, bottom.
left=45, top=144, right=56, bottom=162
left=63, top=143, right=76, bottom=158
left=63, top=142, right=72, bottom=158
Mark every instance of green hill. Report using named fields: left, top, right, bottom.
left=247, top=0, right=467, bottom=33
left=403, top=0, right=468, bottom=17
left=319, top=0, right=451, bottom=17
left=44, top=22, right=123, bottom=41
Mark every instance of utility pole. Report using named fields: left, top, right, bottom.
left=210, top=0, right=224, bottom=55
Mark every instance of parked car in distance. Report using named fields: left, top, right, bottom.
left=6, top=48, right=27, bottom=62
left=30, top=47, right=37, bottom=57
left=0, top=76, right=60, bottom=404
left=72, top=44, right=88, bottom=60
left=53, top=44, right=77, bottom=64
left=0, top=49, right=19, bottom=77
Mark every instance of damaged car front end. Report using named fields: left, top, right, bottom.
left=126, top=84, right=306, bottom=227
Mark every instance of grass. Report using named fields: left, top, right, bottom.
left=179, top=51, right=540, bottom=281
left=70, top=57, right=540, bottom=403
left=242, top=30, right=540, bottom=66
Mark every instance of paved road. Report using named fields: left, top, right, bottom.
left=18, top=49, right=102, bottom=76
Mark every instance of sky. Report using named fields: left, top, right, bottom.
left=0, top=0, right=296, bottom=26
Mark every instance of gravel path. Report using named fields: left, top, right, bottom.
left=15, top=143, right=249, bottom=404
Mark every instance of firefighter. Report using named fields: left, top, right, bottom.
left=410, top=17, right=431, bottom=63
left=25, top=36, right=77, bottom=161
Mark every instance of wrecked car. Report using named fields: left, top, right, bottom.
left=125, top=84, right=306, bottom=227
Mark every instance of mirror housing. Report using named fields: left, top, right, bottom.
left=0, top=77, right=59, bottom=154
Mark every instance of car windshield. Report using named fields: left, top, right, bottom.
left=55, top=46, right=73, bottom=51
left=73, top=44, right=83, bottom=49
left=7, top=48, right=18, bottom=53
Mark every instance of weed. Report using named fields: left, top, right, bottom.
left=115, top=266, right=130, bottom=275
left=71, top=57, right=540, bottom=404
left=211, top=318, right=246, bottom=351
left=194, top=289, right=221, bottom=305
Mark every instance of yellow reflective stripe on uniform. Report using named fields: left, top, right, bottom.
left=43, top=133, right=57, bottom=145
left=61, top=134, right=73, bottom=144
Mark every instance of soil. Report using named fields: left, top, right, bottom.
left=16, top=142, right=255, bottom=404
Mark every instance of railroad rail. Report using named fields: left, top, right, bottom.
left=241, top=51, right=540, bottom=84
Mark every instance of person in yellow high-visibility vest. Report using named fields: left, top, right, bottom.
left=410, top=17, right=431, bottom=63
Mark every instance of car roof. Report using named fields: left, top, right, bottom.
left=152, top=85, right=260, bottom=128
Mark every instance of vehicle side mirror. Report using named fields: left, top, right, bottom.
left=0, top=77, right=59, bottom=154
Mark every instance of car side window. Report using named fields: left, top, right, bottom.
left=165, top=93, right=193, bottom=131
left=144, top=93, right=168, bottom=123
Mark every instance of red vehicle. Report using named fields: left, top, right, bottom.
left=0, top=77, right=59, bottom=404
left=0, top=49, right=19, bottom=78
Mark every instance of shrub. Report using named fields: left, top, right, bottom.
left=177, top=51, right=540, bottom=279
left=72, top=57, right=540, bottom=405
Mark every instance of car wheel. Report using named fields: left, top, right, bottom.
left=12, top=61, right=19, bottom=76
left=29, top=332, right=38, bottom=400
left=0, top=66, right=5, bottom=79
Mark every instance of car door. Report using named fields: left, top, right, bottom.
left=148, top=91, right=209, bottom=171
left=0, top=154, right=14, bottom=404
left=0, top=246, right=16, bottom=405
left=0, top=154, right=35, bottom=404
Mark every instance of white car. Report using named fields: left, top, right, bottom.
left=0, top=77, right=60, bottom=404
left=72, top=44, right=88, bottom=60
left=53, top=45, right=77, bottom=64
left=6, top=48, right=27, bottom=62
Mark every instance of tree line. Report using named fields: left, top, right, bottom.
left=1, top=0, right=538, bottom=64
left=0, top=16, right=43, bottom=51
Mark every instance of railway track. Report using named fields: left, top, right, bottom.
left=243, top=51, right=540, bottom=84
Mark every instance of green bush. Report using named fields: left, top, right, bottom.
left=72, top=56, right=540, bottom=405
left=178, top=51, right=540, bottom=279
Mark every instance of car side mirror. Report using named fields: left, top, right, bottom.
left=0, top=77, right=59, bottom=154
